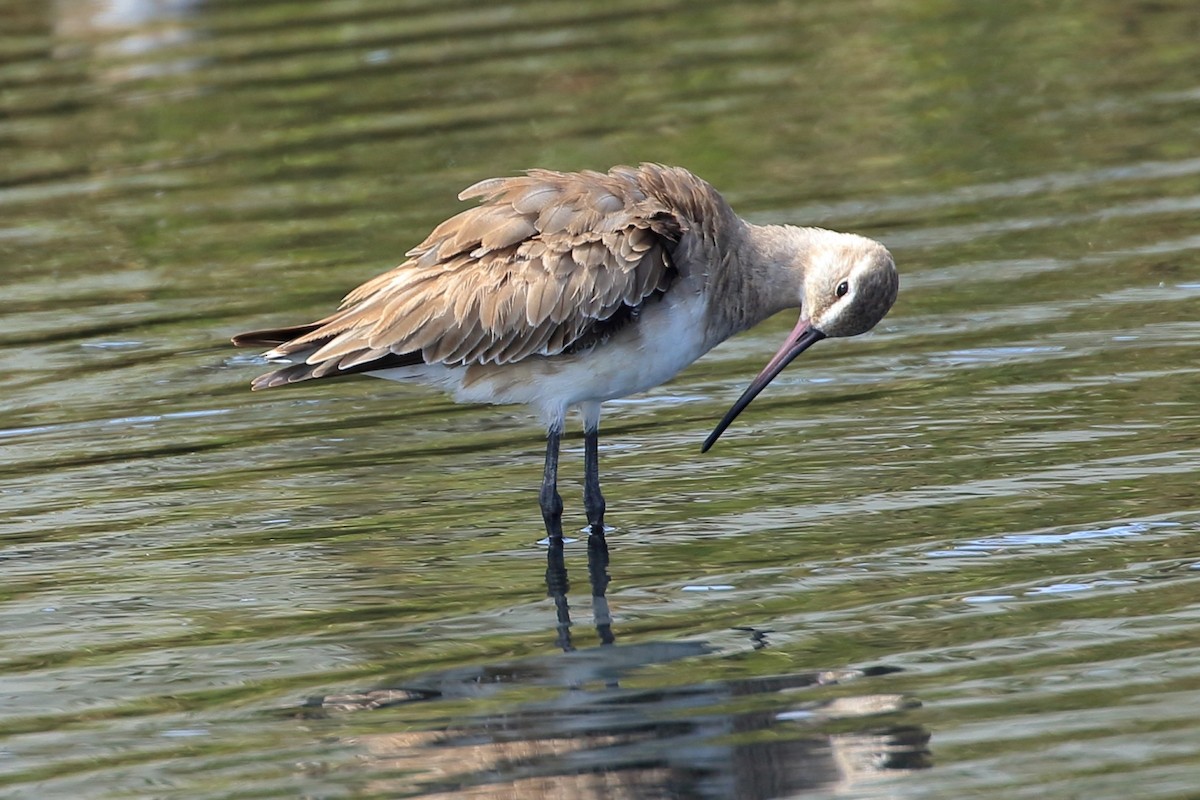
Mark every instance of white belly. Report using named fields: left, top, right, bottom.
left=369, top=293, right=712, bottom=421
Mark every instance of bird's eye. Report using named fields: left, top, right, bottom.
left=835, top=281, right=849, bottom=298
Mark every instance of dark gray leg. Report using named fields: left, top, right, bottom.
left=583, top=425, right=606, bottom=535
left=540, top=426, right=564, bottom=540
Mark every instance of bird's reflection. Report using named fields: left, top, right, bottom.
left=310, top=538, right=931, bottom=798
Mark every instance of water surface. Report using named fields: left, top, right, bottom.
left=2, top=1, right=1200, bottom=798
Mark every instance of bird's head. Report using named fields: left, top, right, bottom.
left=801, top=234, right=898, bottom=338
left=702, top=230, right=898, bottom=452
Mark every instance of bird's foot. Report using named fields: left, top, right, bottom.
left=583, top=522, right=609, bottom=538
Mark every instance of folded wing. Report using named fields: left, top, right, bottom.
left=233, top=165, right=687, bottom=389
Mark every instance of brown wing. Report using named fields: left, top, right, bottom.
left=236, top=165, right=687, bottom=388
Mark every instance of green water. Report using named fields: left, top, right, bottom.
left=2, top=1, right=1199, bottom=797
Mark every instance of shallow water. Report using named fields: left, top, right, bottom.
left=3, top=1, right=1200, bottom=798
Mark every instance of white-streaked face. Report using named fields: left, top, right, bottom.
left=804, top=239, right=898, bottom=338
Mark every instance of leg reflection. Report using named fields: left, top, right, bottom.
left=587, top=532, right=615, bottom=646
left=545, top=533, right=617, bottom=651
left=544, top=532, right=614, bottom=652
left=545, top=537, right=573, bottom=652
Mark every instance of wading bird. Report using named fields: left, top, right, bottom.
left=233, top=164, right=898, bottom=540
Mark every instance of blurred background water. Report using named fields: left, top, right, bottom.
left=2, top=0, right=1199, bottom=797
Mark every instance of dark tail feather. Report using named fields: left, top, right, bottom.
left=248, top=350, right=427, bottom=391
left=231, top=323, right=322, bottom=348
left=233, top=321, right=427, bottom=390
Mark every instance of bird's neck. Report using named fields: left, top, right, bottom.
left=702, top=223, right=814, bottom=342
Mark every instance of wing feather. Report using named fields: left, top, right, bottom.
left=241, top=164, right=712, bottom=381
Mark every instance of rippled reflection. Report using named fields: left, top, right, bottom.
left=312, top=542, right=928, bottom=799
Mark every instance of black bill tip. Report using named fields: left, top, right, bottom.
left=701, top=323, right=825, bottom=452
